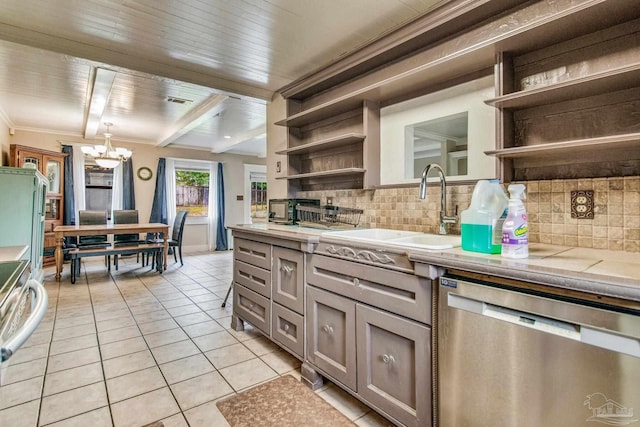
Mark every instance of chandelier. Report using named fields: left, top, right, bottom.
left=81, top=123, right=132, bottom=169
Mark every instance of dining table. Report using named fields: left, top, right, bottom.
left=53, top=223, right=169, bottom=281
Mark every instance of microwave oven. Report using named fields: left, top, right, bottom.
left=268, top=199, right=320, bottom=224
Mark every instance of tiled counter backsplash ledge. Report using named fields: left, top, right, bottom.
left=297, top=176, right=639, bottom=253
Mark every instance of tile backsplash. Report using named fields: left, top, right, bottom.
left=298, top=176, right=640, bottom=253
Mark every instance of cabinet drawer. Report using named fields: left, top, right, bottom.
left=307, top=254, right=432, bottom=324
left=233, top=284, right=270, bottom=336
left=356, top=303, right=431, bottom=427
left=271, top=303, right=304, bottom=358
left=234, top=238, right=272, bottom=270
left=272, top=247, right=304, bottom=314
left=306, top=286, right=356, bottom=391
left=235, top=260, right=271, bottom=298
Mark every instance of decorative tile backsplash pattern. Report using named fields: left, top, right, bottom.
left=298, top=176, right=640, bottom=253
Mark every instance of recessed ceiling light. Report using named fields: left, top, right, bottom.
left=224, top=135, right=231, bottom=139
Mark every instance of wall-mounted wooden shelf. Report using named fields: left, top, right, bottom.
left=485, top=133, right=640, bottom=158
left=276, top=168, right=366, bottom=180
left=485, top=64, right=640, bottom=109
left=275, top=133, right=365, bottom=155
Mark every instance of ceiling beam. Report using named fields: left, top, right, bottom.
left=156, top=94, right=229, bottom=147
left=0, top=23, right=274, bottom=101
left=84, top=67, right=116, bottom=139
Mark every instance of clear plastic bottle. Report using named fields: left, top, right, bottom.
left=461, top=180, right=509, bottom=254
left=501, top=184, right=528, bottom=258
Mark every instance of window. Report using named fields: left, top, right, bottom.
left=250, top=172, right=267, bottom=221
left=175, top=169, right=210, bottom=217
left=84, top=163, right=113, bottom=219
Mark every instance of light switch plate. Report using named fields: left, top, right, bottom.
left=570, top=190, right=594, bottom=219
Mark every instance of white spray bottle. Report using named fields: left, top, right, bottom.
left=501, top=184, right=528, bottom=258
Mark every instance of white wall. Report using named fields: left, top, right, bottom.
left=266, top=92, right=289, bottom=199
left=380, top=75, right=497, bottom=185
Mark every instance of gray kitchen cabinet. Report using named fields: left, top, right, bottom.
left=304, top=248, right=435, bottom=426
left=356, top=303, right=431, bottom=427
left=306, top=285, right=357, bottom=391
left=271, top=302, right=304, bottom=357
left=233, top=283, right=271, bottom=335
left=234, top=238, right=272, bottom=270
left=234, top=259, right=271, bottom=298
left=272, top=246, right=304, bottom=314
left=231, top=231, right=317, bottom=361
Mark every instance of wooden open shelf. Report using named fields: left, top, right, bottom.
left=276, top=0, right=640, bottom=128
left=276, top=168, right=366, bottom=180
left=485, top=64, right=640, bottom=109
left=276, top=133, right=365, bottom=155
left=485, top=133, right=640, bottom=159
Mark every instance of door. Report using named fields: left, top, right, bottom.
left=306, top=286, right=356, bottom=391
left=356, top=303, right=431, bottom=427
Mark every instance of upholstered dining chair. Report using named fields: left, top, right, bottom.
left=149, top=210, right=188, bottom=267
left=76, top=210, right=110, bottom=275
left=113, top=209, right=144, bottom=269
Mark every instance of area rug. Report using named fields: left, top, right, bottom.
left=216, top=375, right=356, bottom=427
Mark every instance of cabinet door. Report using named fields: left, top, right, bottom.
left=356, top=304, right=431, bottom=427
left=271, top=302, right=304, bottom=358
left=43, top=156, right=63, bottom=195
left=306, top=286, right=356, bottom=391
left=272, top=246, right=304, bottom=314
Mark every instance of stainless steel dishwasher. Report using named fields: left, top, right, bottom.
left=438, top=275, right=640, bottom=427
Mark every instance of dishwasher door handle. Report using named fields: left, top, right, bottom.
left=1, top=279, right=48, bottom=362
left=447, top=292, right=640, bottom=358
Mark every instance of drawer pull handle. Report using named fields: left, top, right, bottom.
left=281, top=265, right=293, bottom=275
left=382, top=354, right=396, bottom=365
left=322, top=325, right=334, bottom=335
left=352, top=277, right=360, bottom=286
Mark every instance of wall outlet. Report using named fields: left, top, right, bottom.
left=276, top=161, right=281, bottom=173
left=570, top=190, right=594, bottom=219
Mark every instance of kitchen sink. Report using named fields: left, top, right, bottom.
left=384, top=233, right=461, bottom=250
left=326, top=228, right=423, bottom=241
left=326, top=228, right=461, bottom=250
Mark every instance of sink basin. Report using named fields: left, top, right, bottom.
left=326, top=228, right=423, bottom=241
left=386, top=233, right=461, bottom=250
left=326, top=228, right=461, bottom=250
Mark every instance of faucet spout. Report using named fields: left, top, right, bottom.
left=418, top=163, right=458, bottom=234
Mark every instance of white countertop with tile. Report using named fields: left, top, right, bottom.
left=230, top=224, right=640, bottom=304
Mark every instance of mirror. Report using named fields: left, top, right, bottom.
left=380, top=75, right=496, bottom=185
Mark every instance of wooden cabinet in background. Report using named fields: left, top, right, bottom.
left=10, top=145, right=67, bottom=265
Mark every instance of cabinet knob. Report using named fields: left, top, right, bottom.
left=281, top=265, right=293, bottom=275
left=248, top=303, right=255, bottom=311
left=353, top=277, right=360, bottom=286
left=322, top=325, right=334, bottom=335
left=382, top=354, right=396, bottom=365
left=283, top=324, right=290, bottom=332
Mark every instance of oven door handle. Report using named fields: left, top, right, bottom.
left=1, top=279, right=48, bottom=362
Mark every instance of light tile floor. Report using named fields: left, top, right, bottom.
left=0, top=251, right=395, bottom=427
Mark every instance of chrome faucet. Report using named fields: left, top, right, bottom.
left=419, top=163, right=458, bottom=235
